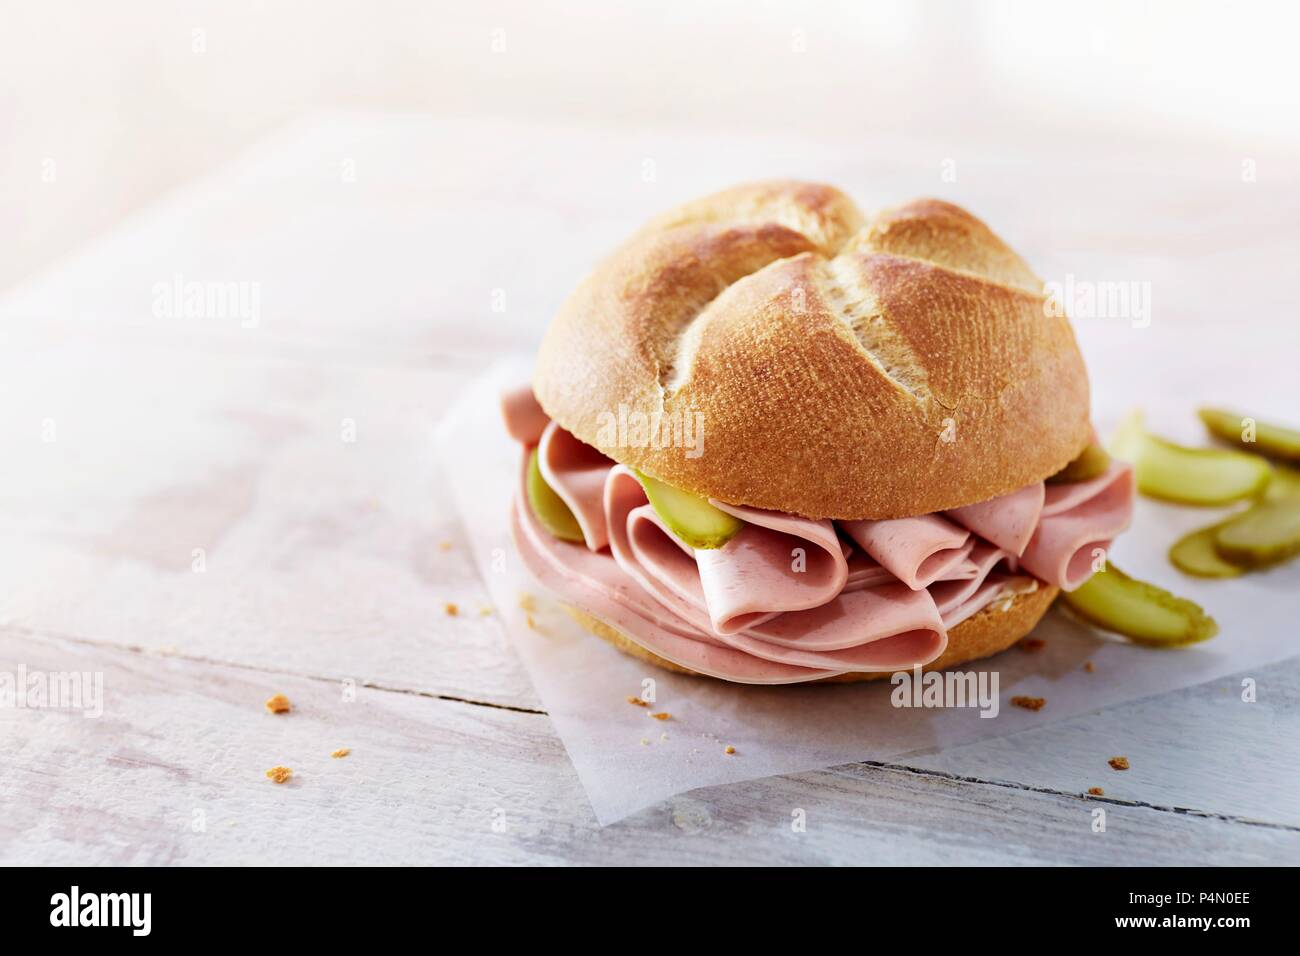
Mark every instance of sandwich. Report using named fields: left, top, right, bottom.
left=501, top=180, right=1135, bottom=684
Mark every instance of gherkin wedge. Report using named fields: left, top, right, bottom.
left=1199, top=408, right=1300, bottom=464
left=1061, top=564, right=1218, bottom=647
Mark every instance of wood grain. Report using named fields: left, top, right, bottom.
left=3, top=631, right=1294, bottom=866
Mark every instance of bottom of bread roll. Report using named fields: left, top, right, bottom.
left=561, top=584, right=1060, bottom=684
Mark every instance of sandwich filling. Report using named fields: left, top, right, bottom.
left=504, top=386, right=1135, bottom=684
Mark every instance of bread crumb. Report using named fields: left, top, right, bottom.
left=444, top=602, right=459, bottom=617
left=439, top=540, right=454, bottom=551
left=525, top=614, right=536, bottom=630
left=1087, top=787, right=1105, bottom=796
left=478, top=606, right=493, bottom=617
left=626, top=696, right=648, bottom=707
left=519, top=594, right=536, bottom=613
left=1084, top=661, right=1096, bottom=673
left=1019, top=638, right=1046, bottom=652
left=650, top=712, right=670, bottom=721
left=1108, top=756, right=1130, bottom=771
left=264, top=694, right=291, bottom=714
left=266, top=766, right=292, bottom=784
left=640, top=738, right=650, bottom=746
left=331, top=748, right=350, bottom=759
left=1011, top=695, right=1046, bottom=711
left=724, top=745, right=736, bottom=755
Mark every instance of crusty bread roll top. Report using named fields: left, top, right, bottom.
left=534, top=181, right=1090, bottom=520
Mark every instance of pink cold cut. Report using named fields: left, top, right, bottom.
left=501, top=385, right=1135, bottom=684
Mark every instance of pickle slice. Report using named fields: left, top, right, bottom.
left=1214, top=499, right=1300, bottom=568
left=635, top=470, right=743, bottom=550
left=1107, top=408, right=1147, bottom=462
left=1265, top=465, right=1300, bottom=502
left=1061, top=564, right=1218, bottom=647
left=1168, top=520, right=1246, bottom=578
left=1107, top=411, right=1272, bottom=505
left=1047, top=443, right=1112, bottom=484
left=1199, top=408, right=1300, bottom=463
left=526, top=447, right=585, bottom=543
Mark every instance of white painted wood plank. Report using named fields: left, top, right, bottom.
left=2, top=631, right=1293, bottom=866
left=1, top=339, right=540, bottom=710
left=909, top=657, right=1300, bottom=828
left=3, top=114, right=1297, bottom=362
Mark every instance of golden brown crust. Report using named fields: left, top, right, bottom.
left=563, top=584, right=1059, bottom=683
left=534, top=182, right=1090, bottom=520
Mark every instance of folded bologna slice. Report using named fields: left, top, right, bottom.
left=605, top=465, right=945, bottom=668
left=840, top=514, right=973, bottom=589
left=514, top=457, right=948, bottom=682
left=500, top=383, right=549, bottom=446
left=948, top=482, right=1045, bottom=556
left=506, top=413, right=1132, bottom=682
left=512, top=500, right=835, bottom=683
left=538, top=421, right=614, bottom=551
left=695, top=499, right=848, bottom=633
left=1019, top=461, right=1136, bottom=591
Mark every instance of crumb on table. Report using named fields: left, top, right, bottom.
left=1019, top=638, right=1046, bottom=652
left=1087, top=786, right=1104, bottom=796
left=331, top=748, right=350, bottom=759
left=1108, top=756, right=1130, bottom=771
left=439, top=540, right=454, bottom=551
left=1084, top=661, right=1096, bottom=673
left=444, top=602, right=459, bottom=617
left=626, top=696, right=648, bottom=707
left=264, top=694, right=291, bottom=714
left=724, top=745, right=736, bottom=755
left=266, top=766, right=292, bottom=784
left=650, top=712, right=670, bottom=721
left=1011, top=695, right=1046, bottom=711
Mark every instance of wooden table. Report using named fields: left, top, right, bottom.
left=3, top=115, right=1297, bottom=865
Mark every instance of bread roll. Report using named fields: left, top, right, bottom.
left=534, top=181, right=1090, bottom=519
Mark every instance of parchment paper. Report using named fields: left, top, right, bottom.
left=436, top=317, right=1298, bottom=824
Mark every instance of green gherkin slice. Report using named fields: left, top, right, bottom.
left=1213, top=499, right=1300, bottom=568
left=1107, top=410, right=1272, bottom=505
left=1264, top=465, right=1300, bottom=502
left=1169, top=520, right=1247, bottom=578
left=526, top=447, right=585, bottom=543
left=635, top=470, right=744, bottom=550
left=1047, top=443, right=1112, bottom=484
left=1199, top=408, right=1300, bottom=464
left=1061, top=564, right=1219, bottom=647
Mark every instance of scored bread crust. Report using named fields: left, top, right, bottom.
left=534, top=181, right=1091, bottom=520
left=563, top=584, right=1059, bottom=684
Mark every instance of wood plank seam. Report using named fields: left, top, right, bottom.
left=2, top=623, right=547, bottom=716
left=9, top=622, right=1295, bottom=831
left=850, top=761, right=1300, bottom=833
